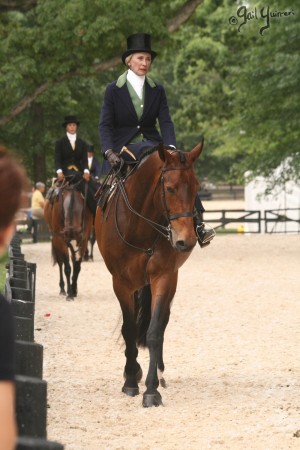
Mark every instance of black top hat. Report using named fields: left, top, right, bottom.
left=62, top=115, right=80, bottom=127
left=87, top=144, right=94, bottom=152
left=122, top=33, right=157, bottom=65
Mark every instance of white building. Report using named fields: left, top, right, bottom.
left=244, top=161, right=300, bottom=233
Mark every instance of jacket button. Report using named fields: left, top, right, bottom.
left=137, top=125, right=140, bottom=129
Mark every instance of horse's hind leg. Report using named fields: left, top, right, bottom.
left=115, top=284, right=142, bottom=397
left=83, top=247, right=89, bottom=261
left=121, top=310, right=143, bottom=396
left=90, top=231, right=96, bottom=261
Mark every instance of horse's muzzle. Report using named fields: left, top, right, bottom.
left=62, top=226, right=82, bottom=240
left=174, top=239, right=196, bottom=252
left=170, top=228, right=197, bottom=252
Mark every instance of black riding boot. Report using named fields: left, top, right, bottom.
left=194, top=211, right=215, bottom=248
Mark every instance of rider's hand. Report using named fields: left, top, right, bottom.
left=105, top=149, right=121, bottom=168
left=83, top=172, right=90, bottom=182
left=57, top=172, right=64, bottom=181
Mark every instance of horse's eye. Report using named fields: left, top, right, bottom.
left=166, top=186, right=175, bottom=194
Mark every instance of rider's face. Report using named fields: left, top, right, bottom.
left=128, top=52, right=152, bottom=76
left=66, top=123, right=78, bottom=134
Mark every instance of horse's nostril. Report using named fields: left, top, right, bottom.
left=176, top=240, right=186, bottom=251
left=176, top=240, right=195, bottom=252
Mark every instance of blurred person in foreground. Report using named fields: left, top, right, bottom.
left=0, top=145, right=28, bottom=450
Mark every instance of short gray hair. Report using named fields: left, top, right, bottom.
left=125, top=54, right=133, bottom=66
left=36, top=182, right=45, bottom=190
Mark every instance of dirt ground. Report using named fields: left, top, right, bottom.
left=22, top=200, right=300, bottom=450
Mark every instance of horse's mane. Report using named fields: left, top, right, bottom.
left=139, top=145, right=185, bottom=163
left=139, top=145, right=158, bottom=161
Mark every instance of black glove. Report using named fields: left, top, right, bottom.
left=105, top=150, right=121, bottom=168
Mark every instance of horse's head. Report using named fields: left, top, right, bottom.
left=156, top=140, right=203, bottom=252
left=61, top=188, right=85, bottom=241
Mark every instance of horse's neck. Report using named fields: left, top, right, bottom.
left=124, top=153, right=162, bottom=213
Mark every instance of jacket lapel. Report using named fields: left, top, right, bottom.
left=63, top=135, right=75, bottom=151
left=140, top=81, right=158, bottom=120
left=115, top=84, right=138, bottom=120
left=115, top=71, right=158, bottom=122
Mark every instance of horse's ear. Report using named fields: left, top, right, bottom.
left=157, top=143, right=167, bottom=162
left=190, top=138, right=204, bottom=163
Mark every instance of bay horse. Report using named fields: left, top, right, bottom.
left=94, top=141, right=203, bottom=407
left=44, top=179, right=93, bottom=300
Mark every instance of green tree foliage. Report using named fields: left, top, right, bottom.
left=0, top=0, right=200, bottom=182
left=225, top=0, right=300, bottom=185
left=0, top=0, right=299, bottom=188
left=154, top=0, right=299, bottom=184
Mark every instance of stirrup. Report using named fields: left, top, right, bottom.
left=196, top=223, right=215, bottom=247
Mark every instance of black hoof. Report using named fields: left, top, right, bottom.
left=142, top=392, right=163, bottom=408
left=66, top=295, right=74, bottom=301
left=59, top=290, right=66, bottom=296
left=122, top=386, right=139, bottom=397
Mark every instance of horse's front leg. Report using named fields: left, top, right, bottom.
left=114, top=282, right=142, bottom=397
left=143, top=306, right=164, bottom=407
left=143, top=274, right=177, bottom=407
left=58, top=262, right=66, bottom=295
left=71, top=259, right=81, bottom=298
left=63, top=255, right=73, bottom=300
left=157, top=316, right=170, bottom=389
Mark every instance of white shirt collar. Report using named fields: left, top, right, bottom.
left=127, top=69, right=145, bottom=99
left=67, top=132, right=76, bottom=143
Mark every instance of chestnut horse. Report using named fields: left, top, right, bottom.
left=44, top=181, right=93, bottom=300
left=95, top=141, right=203, bottom=407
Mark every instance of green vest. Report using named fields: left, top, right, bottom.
left=126, top=81, right=145, bottom=120
left=116, top=71, right=157, bottom=144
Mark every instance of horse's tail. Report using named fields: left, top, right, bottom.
left=136, top=284, right=152, bottom=348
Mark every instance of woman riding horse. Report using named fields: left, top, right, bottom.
left=55, top=115, right=97, bottom=215
left=99, top=33, right=214, bottom=247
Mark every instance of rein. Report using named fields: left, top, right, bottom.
left=114, top=155, right=194, bottom=255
